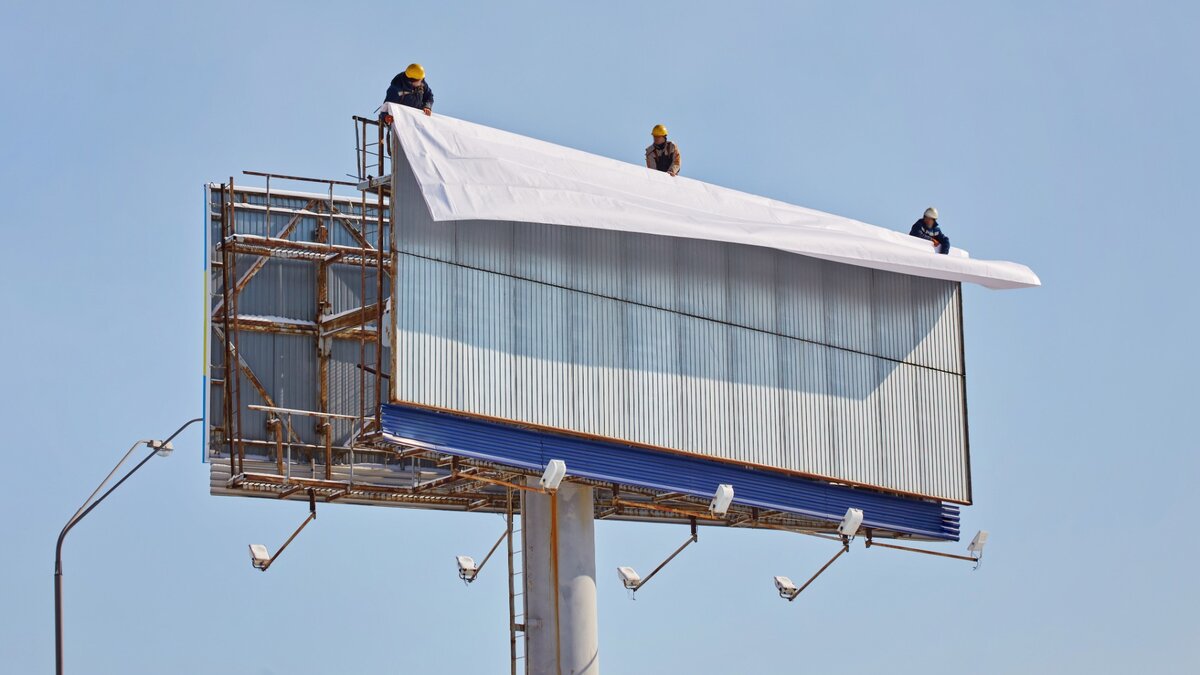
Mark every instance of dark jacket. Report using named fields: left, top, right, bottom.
left=385, top=74, right=434, bottom=111
left=909, top=219, right=950, bottom=254
left=645, top=140, right=681, bottom=174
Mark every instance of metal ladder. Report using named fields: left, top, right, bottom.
left=351, top=114, right=390, bottom=435
left=507, top=489, right=527, bottom=675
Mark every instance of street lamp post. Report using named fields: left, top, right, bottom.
left=54, top=417, right=202, bottom=675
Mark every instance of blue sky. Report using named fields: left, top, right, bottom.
left=1, top=1, right=1197, bottom=673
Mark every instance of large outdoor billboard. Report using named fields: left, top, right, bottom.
left=387, top=117, right=973, bottom=504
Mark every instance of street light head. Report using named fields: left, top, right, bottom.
left=709, top=484, right=734, bottom=516
left=148, top=440, right=174, bottom=457
left=249, top=544, right=271, bottom=571
left=967, top=530, right=988, bottom=555
left=456, top=555, right=478, bottom=582
left=540, top=459, right=567, bottom=491
left=617, top=566, right=641, bottom=590
left=837, top=507, right=864, bottom=538
left=774, top=575, right=799, bottom=600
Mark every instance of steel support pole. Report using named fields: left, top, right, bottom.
left=54, top=418, right=202, bottom=675
left=523, top=480, right=599, bottom=675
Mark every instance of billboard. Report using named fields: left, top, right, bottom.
left=384, top=107, right=993, bottom=505
left=207, top=110, right=1039, bottom=540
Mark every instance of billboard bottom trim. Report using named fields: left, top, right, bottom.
left=380, top=404, right=960, bottom=541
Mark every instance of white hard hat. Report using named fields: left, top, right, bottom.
left=924, top=207, right=939, bottom=220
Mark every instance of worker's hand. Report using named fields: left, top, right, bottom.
left=423, top=108, right=432, bottom=117
left=668, top=169, right=678, bottom=177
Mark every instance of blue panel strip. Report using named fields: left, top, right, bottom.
left=382, top=404, right=959, bottom=540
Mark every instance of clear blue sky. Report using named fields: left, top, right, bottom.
left=2, top=1, right=1197, bottom=673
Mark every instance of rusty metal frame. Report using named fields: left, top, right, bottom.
left=215, top=443, right=935, bottom=540
left=210, top=166, right=391, bottom=488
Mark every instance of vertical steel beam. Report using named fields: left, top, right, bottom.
left=273, top=418, right=284, bottom=475
left=507, top=488, right=519, bottom=675
left=359, top=185, right=368, bottom=434
left=523, top=480, right=599, bottom=675
left=218, top=183, right=238, bottom=475
left=317, top=185, right=332, bottom=479
left=375, top=121, right=386, bottom=429
left=228, top=177, right=245, bottom=475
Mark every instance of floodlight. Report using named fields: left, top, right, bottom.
left=540, top=459, right=567, bottom=491
left=617, top=566, right=641, bottom=590
left=456, top=555, right=479, bottom=582
left=774, top=575, right=799, bottom=600
left=148, top=439, right=174, bottom=457
left=967, top=530, right=988, bottom=555
left=248, top=544, right=271, bottom=571
left=709, top=484, right=734, bottom=516
left=837, top=507, right=864, bottom=537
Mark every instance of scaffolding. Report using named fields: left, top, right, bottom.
left=208, top=113, right=954, bottom=675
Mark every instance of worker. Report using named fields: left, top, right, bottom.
left=909, top=207, right=951, bottom=254
left=645, top=124, right=681, bottom=176
left=384, top=63, right=434, bottom=116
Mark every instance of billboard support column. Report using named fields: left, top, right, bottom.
left=523, top=479, right=600, bottom=675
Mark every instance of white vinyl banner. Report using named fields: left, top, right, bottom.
left=385, top=103, right=1039, bottom=290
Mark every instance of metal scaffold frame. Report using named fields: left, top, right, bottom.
left=211, top=119, right=393, bottom=484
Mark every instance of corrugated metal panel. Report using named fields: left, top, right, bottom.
left=388, top=157, right=969, bottom=503
left=730, top=327, right=783, bottom=467
left=329, top=338, right=379, bottom=444
left=623, top=301, right=682, bottom=449
left=728, top=245, right=777, bottom=332
left=394, top=255, right=455, bottom=411
left=570, top=289, right=625, bottom=439
left=678, top=314, right=732, bottom=464
left=208, top=184, right=389, bottom=468
left=909, top=277, right=963, bottom=374
left=568, top=225, right=625, bottom=298
left=674, top=238, right=728, bottom=322
left=456, top=219, right=514, bottom=274
left=398, top=216, right=960, bottom=374
left=236, top=257, right=317, bottom=321
left=776, top=253, right=827, bottom=347
left=381, top=403, right=961, bottom=541
left=622, top=232, right=678, bottom=310
left=779, top=340, right=833, bottom=477
left=328, top=266, right=381, bottom=315
left=392, top=255, right=971, bottom=502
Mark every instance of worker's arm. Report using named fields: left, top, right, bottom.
left=423, top=83, right=434, bottom=115
left=645, top=147, right=655, bottom=169
left=908, top=221, right=925, bottom=238
left=669, top=144, right=681, bottom=176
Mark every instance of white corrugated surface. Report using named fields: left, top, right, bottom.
left=389, top=131, right=974, bottom=503
left=392, top=254, right=970, bottom=502
left=386, top=102, right=1039, bottom=290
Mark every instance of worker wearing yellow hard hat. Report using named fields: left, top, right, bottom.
left=384, top=63, right=434, bottom=117
left=645, top=124, right=681, bottom=177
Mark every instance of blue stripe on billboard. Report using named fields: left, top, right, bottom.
left=382, top=403, right=960, bottom=541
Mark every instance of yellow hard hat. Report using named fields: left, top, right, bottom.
left=405, top=63, right=426, bottom=80
left=651, top=124, right=668, bottom=137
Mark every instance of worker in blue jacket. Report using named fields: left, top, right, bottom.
left=384, top=63, right=434, bottom=116
left=909, top=207, right=950, bottom=254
